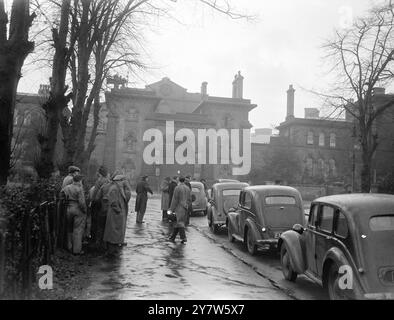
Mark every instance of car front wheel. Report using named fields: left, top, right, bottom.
left=280, top=245, right=297, bottom=282
left=227, top=221, right=235, bottom=242
left=246, top=228, right=257, bottom=256
left=327, top=263, right=354, bottom=300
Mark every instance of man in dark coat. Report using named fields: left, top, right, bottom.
left=168, top=176, right=190, bottom=244
left=184, top=175, right=192, bottom=226
left=135, top=176, right=153, bottom=223
left=103, top=174, right=131, bottom=255
left=89, top=166, right=110, bottom=244
left=168, top=176, right=178, bottom=207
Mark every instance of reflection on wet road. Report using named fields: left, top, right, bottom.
left=83, top=197, right=292, bottom=300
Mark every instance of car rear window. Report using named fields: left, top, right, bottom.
left=192, top=187, right=200, bottom=193
left=222, top=190, right=242, bottom=197
left=370, top=216, right=394, bottom=231
left=265, top=196, right=296, bottom=205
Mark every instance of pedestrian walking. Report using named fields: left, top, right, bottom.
left=62, top=166, right=81, bottom=188
left=60, top=174, right=87, bottom=255
left=168, top=176, right=178, bottom=207
left=185, top=175, right=193, bottom=226
left=103, top=174, right=131, bottom=255
left=168, top=176, right=191, bottom=244
left=160, top=177, right=171, bottom=221
left=200, top=178, right=209, bottom=198
left=135, top=176, right=153, bottom=223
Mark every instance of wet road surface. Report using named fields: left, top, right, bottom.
left=82, top=196, right=293, bottom=300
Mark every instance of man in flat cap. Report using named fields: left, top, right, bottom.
left=135, top=176, right=153, bottom=224
left=60, top=174, right=87, bottom=255
left=62, top=165, right=81, bottom=189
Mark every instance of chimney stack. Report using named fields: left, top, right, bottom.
left=201, top=81, right=208, bottom=96
left=372, top=87, right=385, bottom=96
left=232, top=71, right=244, bottom=99
left=286, top=84, right=295, bottom=120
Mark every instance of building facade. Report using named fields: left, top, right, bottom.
left=91, top=73, right=256, bottom=188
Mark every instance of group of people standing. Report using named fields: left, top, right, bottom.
left=60, top=165, right=132, bottom=256
left=60, top=165, right=207, bottom=255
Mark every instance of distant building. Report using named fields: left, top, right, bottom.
left=251, top=128, right=272, bottom=144
left=252, top=84, right=394, bottom=189
left=90, top=72, right=256, bottom=188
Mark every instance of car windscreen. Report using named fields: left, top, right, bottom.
left=265, top=196, right=296, bottom=205
left=369, top=215, right=394, bottom=231
left=222, top=189, right=242, bottom=213
left=192, top=187, right=200, bottom=194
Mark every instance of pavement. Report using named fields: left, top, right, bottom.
left=80, top=196, right=327, bottom=300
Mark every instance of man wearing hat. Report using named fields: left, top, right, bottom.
left=90, top=166, right=110, bottom=248
left=103, top=174, right=131, bottom=254
left=62, top=165, right=81, bottom=188
left=135, top=176, right=153, bottom=224
left=60, top=174, right=87, bottom=255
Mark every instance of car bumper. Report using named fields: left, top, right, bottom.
left=364, top=292, right=394, bottom=300
left=256, top=239, right=279, bottom=246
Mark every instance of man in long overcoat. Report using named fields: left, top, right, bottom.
left=168, top=176, right=178, bottom=207
left=103, top=175, right=131, bottom=254
left=168, top=176, right=191, bottom=244
left=135, top=176, right=153, bottom=223
left=160, top=177, right=171, bottom=221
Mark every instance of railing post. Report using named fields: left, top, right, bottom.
left=0, top=215, right=7, bottom=297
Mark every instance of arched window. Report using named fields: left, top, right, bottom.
left=329, top=159, right=337, bottom=177
left=330, top=133, right=336, bottom=148
left=307, top=131, right=314, bottom=145
left=318, top=158, right=325, bottom=175
left=24, top=112, right=32, bottom=126
left=306, top=158, right=313, bottom=176
left=319, top=133, right=325, bottom=147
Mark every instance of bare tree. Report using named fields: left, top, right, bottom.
left=322, top=2, right=394, bottom=192
left=0, top=0, right=36, bottom=185
left=34, top=0, right=252, bottom=176
left=36, top=0, right=74, bottom=178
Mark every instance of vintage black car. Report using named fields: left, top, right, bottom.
left=227, top=186, right=304, bottom=255
left=279, top=194, right=394, bottom=300
left=207, top=182, right=249, bottom=233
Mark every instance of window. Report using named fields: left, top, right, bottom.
left=370, top=216, right=394, bottom=231
left=309, top=204, right=319, bottom=226
left=223, top=190, right=242, bottom=197
left=319, top=206, right=334, bottom=233
left=24, top=112, right=32, bottom=126
left=306, top=158, right=313, bottom=176
left=329, top=159, right=337, bottom=177
left=335, top=211, right=349, bottom=238
left=244, top=192, right=252, bottom=209
left=307, top=131, right=314, bottom=145
left=265, top=196, right=296, bottom=205
left=318, top=159, right=325, bottom=176
left=330, top=133, right=336, bottom=148
left=319, top=133, right=325, bottom=147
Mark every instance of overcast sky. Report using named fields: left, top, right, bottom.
left=19, top=0, right=383, bottom=130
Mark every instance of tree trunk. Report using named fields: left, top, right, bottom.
left=0, top=0, right=35, bottom=185
left=37, top=0, right=71, bottom=178
left=0, top=62, right=19, bottom=185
